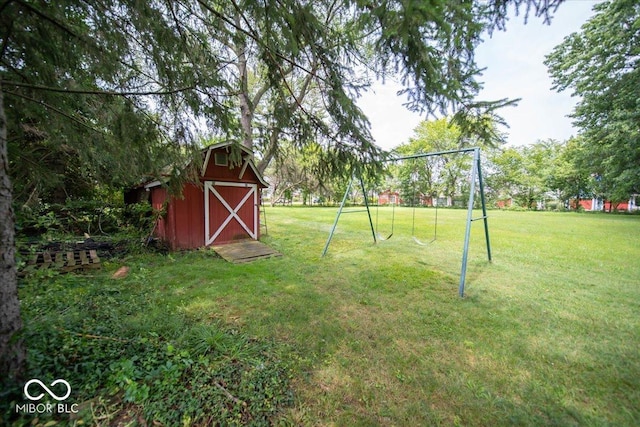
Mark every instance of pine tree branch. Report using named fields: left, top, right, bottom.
left=196, top=0, right=325, bottom=83
left=1, top=80, right=196, bottom=96
left=4, top=89, right=106, bottom=135
left=0, top=16, right=13, bottom=60
left=14, top=0, right=83, bottom=40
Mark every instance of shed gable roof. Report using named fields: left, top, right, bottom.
left=141, top=142, right=268, bottom=190
left=200, top=142, right=268, bottom=188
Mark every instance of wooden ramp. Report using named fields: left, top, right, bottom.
left=211, top=240, right=282, bottom=264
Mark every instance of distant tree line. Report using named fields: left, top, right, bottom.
left=483, top=138, right=637, bottom=211
left=264, top=120, right=637, bottom=213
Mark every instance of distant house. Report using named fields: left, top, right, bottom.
left=495, top=198, right=513, bottom=209
left=378, top=190, right=401, bottom=205
left=417, top=194, right=436, bottom=206
left=126, top=142, right=268, bottom=250
left=576, top=195, right=638, bottom=212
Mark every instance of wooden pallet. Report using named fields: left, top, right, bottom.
left=21, top=250, right=101, bottom=275
left=211, top=240, right=282, bottom=264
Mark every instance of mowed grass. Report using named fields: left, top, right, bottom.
left=253, top=207, right=640, bottom=425
left=18, top=207, right=640, bottom=425
left=120, top=206, right=638, bottom=425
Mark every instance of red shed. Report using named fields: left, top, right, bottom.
left=142, top=142, right=268, bottom=250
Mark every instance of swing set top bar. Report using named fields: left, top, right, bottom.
left=384, top=147, right=479, bottom=162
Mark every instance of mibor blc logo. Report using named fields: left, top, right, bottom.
left=16, top=378, right=79, bottom=415
left=24, top=379, right=71, bottom=401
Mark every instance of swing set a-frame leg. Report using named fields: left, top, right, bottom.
left=459, top=148, right=492, bottom=297
left=322, top=175, right=376, bottom=257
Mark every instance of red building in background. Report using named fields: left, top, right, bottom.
left=574, top=196, right=638, bottom=212
left=378, top=190, right=401, bottom=205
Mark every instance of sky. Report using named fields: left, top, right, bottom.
left=357, top=1, right=600, bottom=151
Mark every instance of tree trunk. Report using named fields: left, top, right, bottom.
left=234, top=14, right=253, bottom=151
left=257, top=127, right=280, bottom=174
left=0, top=86, right=26, bottom=381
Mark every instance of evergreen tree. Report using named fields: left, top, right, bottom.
left=0, top=0, right=228, bottom=381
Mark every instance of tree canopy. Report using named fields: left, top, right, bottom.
left=385, top=118, right=498, bottom=206
left=485, top=139, right=561, bottom=209
left=1, top=0, right=238, bottom=203
left=2, top=0, right=564, bottom=202
left=545, top=0, right=640, bottom=202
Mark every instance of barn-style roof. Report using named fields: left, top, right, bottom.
left=143, top=141, right=268, bottom=189
left=201, top=142, right=268, bottom=188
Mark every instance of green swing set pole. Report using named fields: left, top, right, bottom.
left=322, top=175, right=376, bottom=257
left=477, top=150, right=492, bottom=263
left=322, top=177, right=354, bottom=257
left=359, top=176, right=377, bottom=244
left=459, top=149, right=478, bottom=297
left=459, top=148, right=492, bottom=297
left=387, top=147, right=477, bottom=162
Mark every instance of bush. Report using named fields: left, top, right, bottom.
left=15, top=201, right=156, bottom=238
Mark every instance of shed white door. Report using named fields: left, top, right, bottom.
left=204, top=181, right=258, bottom=245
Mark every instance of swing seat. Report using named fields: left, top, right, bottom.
left=412, top=236, right=435, bottom=246
left=374, top=200, right=395, bottom=242
left=376, top=232, right=393, bottom=241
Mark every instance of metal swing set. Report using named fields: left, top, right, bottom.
left=321, top=147, right=492, bottom=297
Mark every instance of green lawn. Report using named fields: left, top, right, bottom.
left=9, top=207, right=640, bottom=426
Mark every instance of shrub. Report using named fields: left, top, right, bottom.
left=15, top=200, right=156, bottom=239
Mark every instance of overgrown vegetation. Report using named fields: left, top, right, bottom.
left=16, top=201, right=155, bottom=238
left=2, top=253, right=293, bottom=426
